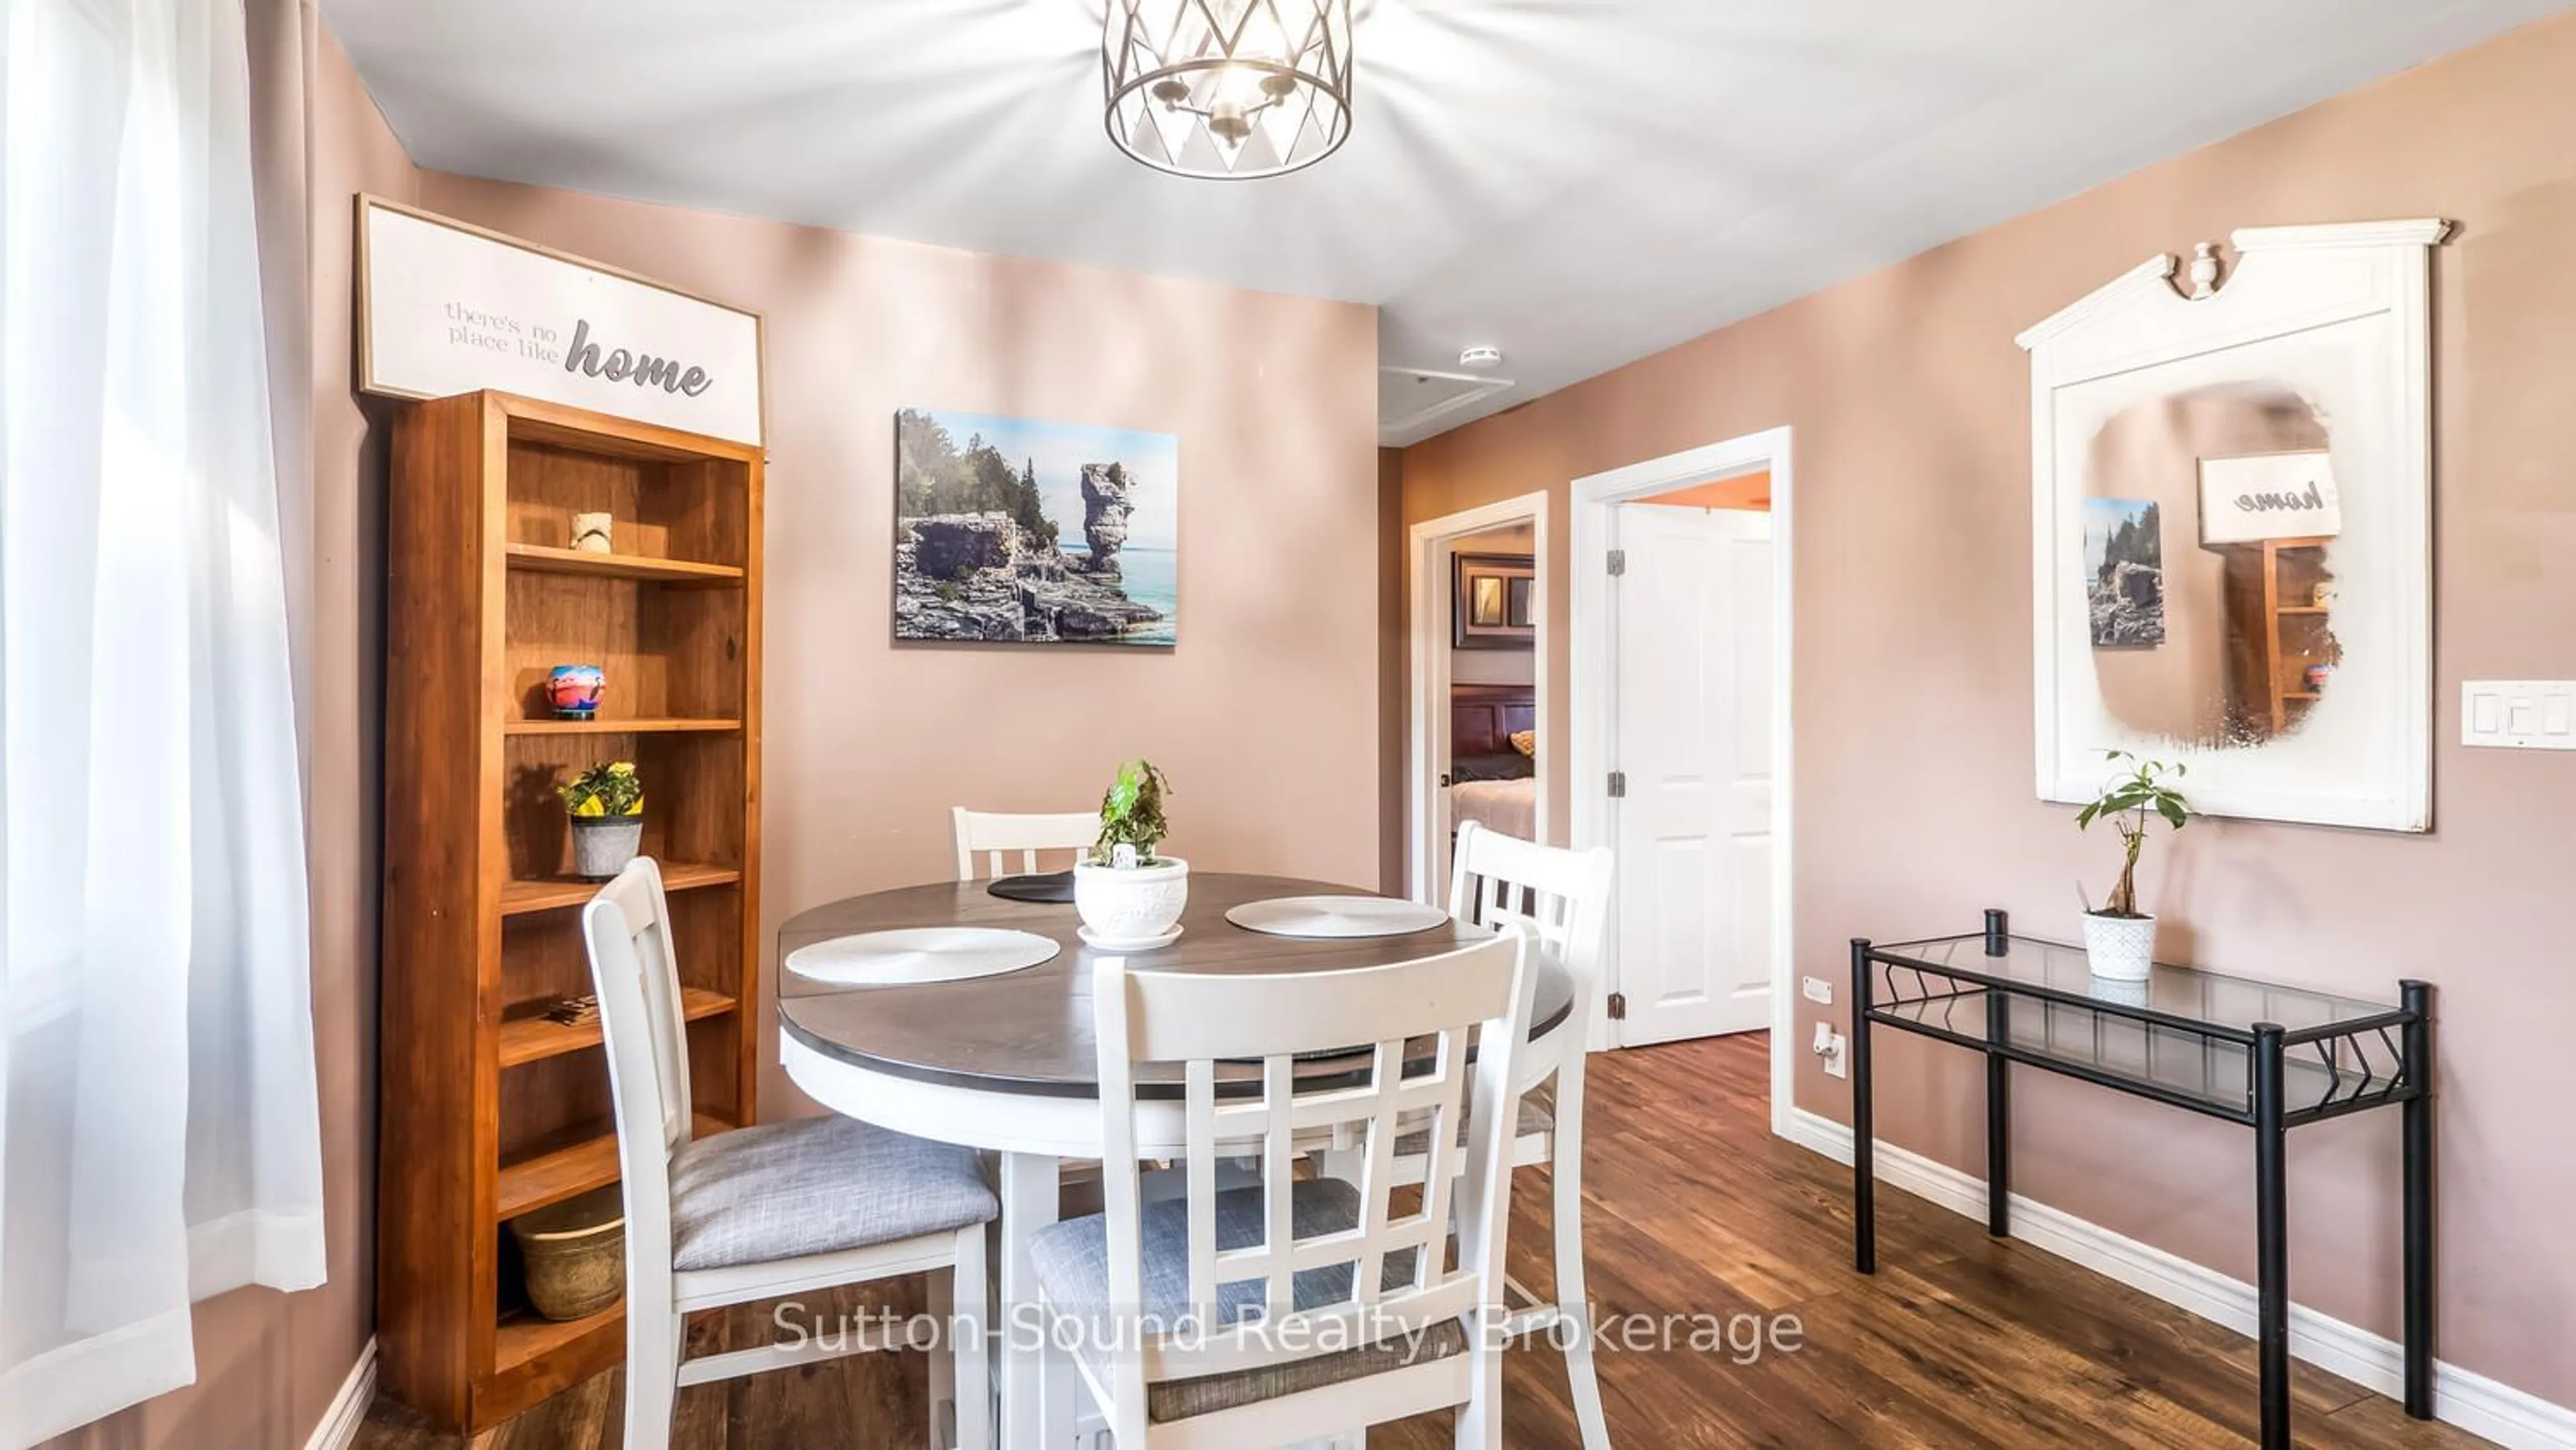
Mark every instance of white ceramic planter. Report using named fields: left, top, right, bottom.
left=2080, top=911, right=2157, bottom=982
left=1073, top=858, right=1189, bottom=945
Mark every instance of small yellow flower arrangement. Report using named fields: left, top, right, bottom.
left=561, top=762, right=644, bottom=879
left=559, top=760, right=644, bottom=819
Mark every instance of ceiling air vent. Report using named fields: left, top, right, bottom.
left=1379, top=366, right=1514, bottom=446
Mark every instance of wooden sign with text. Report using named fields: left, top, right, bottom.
left=2197, top=450, right=2342, bottom=545
left=356, top=197, right=765, bottom=446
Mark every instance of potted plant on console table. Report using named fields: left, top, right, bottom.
left=2073, top=750, right=2191, bottom=981
left=1073, top=758, right=1188, bottom=949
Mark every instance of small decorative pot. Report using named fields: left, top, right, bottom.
left=2080, top=911, right=2157, bottom=982
left=510, top=1184, right=625, bottom=1321
left=547, top=664, right=606, bottom=718
left=572, top=512, right=614, bottom=554
left=2304, top=662, right=2334, bottom=693
left=1073, top=857, right=1189, bottom=944
left=571, top=814, right=643, bottom=880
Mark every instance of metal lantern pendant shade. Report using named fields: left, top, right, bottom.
left=1105, top=0, right=1354, bottom=179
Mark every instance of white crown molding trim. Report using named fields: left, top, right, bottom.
left=2011, top=220, right=2453, bottom=354
left=2012, top=253, right=2177, bottom=351
left=301, top=1338, right=377, bottom=1450
left=2233, top=219, right=2454, bottom=251
left=1784, top=1111, right=2576, bottom=1449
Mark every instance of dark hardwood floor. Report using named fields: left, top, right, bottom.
left=360, top=1033, right=2483, bottom=1448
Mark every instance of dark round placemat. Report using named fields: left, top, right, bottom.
left=987, top=870, right=1077, bottom=904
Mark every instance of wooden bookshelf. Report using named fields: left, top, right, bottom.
left=496, top=987, right=736, bottom=1070
left=504, top=541, right=745, bottom=585
left=499, top=860, right=741, bottom=917
left=2216, top=535, right=2337, bottom=735
left=379, top=392, right=762, bottom=1433
left=496, top=1109, right=735, bottom=1221
left=495, top=1302, right=623, bottom=1377
left=502, top=715, right=743, bottom=736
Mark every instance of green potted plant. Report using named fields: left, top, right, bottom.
left=1073, top=760, right=1187, bottom=948
left=559, top=760, right=645, bottom=880
left=2074, top=750, right=2190, bottom=980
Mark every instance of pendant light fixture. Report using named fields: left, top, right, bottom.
left=1104, top=0, right=1354, bottom=180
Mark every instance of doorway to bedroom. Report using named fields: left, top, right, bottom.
left=1405, top=492, right=1552, bottom=907
left=1571, top=428, right=1794, bottom=1129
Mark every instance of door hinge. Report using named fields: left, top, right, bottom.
left=1607, top=992, right=1628, bottom=1021
left=1607, top=770, right=1627, bottom=798
left=1606, top=548, right=1627, bottom=577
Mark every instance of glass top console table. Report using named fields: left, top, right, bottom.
left=1849, top=911, right=2434, bottom=1450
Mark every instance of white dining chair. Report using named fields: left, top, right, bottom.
left=581, top=857, right=998, bottom=1450
left=951, top=805, right=1103, bottom=881
left=1029, top=933, right=1536, bottom=1449
left=1358, top=821, right=1617, bottom=1449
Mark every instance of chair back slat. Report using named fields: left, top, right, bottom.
left=580, top=858, right=695, bottom=1298
left=1093, top=933, right=1534, bottom=1392
left=1260, top=1053, right=1298, bottom=1319
left=1448, top=821, right=1614, bottom=1031
left=949, top=806, right=1102, bottom=881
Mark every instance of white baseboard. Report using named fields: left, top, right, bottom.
left=302, top=1337, right=376, bottom=1450
left=1785, top=1109, right=2576, bottom=1449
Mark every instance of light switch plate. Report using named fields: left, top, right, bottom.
left=2461, top=680, right=2576, bottom=750
left=1802, top=976, right=1834, bottom=1005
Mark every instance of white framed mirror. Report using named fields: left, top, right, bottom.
left=2019, top=220, right=2447, bottom=832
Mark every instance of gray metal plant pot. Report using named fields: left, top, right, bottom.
left=571, top=815, right=643, bottom=880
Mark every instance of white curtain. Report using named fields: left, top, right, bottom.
left=0, top=0, right=327, bottom=1442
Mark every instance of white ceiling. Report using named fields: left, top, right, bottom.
left=325, top=0, right=2568, bottom=445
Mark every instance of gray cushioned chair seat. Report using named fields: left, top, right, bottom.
left=669, top=1116, right=996, bottom=1272
left=1393, top=1094, right=1554, bottom=1159
left=1027, top=1177, right=1468, bottom=1423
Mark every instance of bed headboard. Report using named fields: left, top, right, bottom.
left=1452, top=684, right=1536, bottom=758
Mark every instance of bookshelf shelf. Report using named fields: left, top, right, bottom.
left=380, top=391, right=763, bottom=1433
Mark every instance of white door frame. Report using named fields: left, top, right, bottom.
left=1406, top=492, right=1552, bottom=906
left=1571, top=428, right=1795, bottom=1133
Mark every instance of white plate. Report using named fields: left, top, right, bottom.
left=1077, top=923, right=1185, bottom=952
left=1224, top=895, right=1452, bottom=939
left=785, top=927, right=1059, bottom=986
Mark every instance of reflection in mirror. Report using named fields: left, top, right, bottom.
left=2083, top=382, right=2341, bottom=749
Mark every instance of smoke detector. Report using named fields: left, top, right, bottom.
left=1458, top=346, right=1504, bottom=370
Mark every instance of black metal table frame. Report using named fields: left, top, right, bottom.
left=1847, top=911, right=2434, bottom=1450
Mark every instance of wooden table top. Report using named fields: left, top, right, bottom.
left=777, top=871, right=1574, bottom=1098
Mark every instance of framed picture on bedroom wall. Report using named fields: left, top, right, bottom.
left=1453, top=553, right=1535, bottom=650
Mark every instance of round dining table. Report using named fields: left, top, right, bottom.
left=776, top=870, right=1577, bottom=1449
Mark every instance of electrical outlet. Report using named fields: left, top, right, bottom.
left=1802, top=976, right=1833, bottom=1005
left=1811, top=1021, right=1848, bottom=1079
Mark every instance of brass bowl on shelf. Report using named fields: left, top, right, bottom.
left=510, top=1184, right=626, bottom=1321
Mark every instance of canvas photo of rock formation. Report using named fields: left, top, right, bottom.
left=2084, top=497, right=2165, bottom=648
left=893, top=409, right=1177, bottom=646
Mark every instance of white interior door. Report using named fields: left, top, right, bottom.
left=1611, top=503, right=1774, bottom=1045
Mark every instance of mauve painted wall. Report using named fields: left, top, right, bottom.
left=407, top=174, right=1383, bottom=1118
left=1398, top=13, right=2576, bottom=1408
